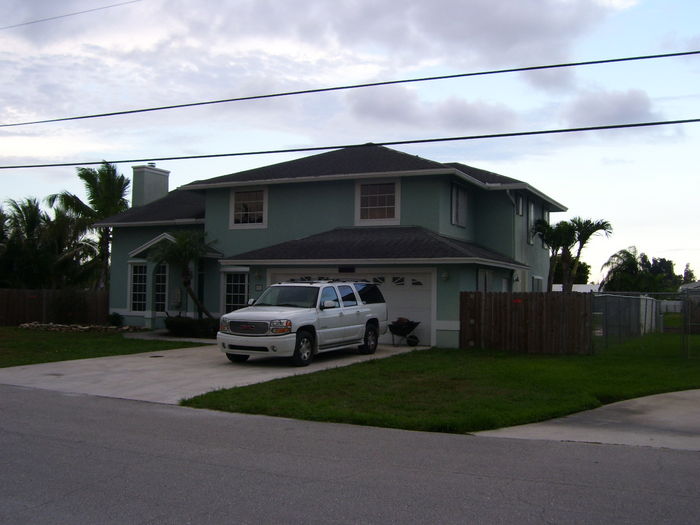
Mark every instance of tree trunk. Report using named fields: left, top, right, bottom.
left=181, top=268, right=215, bottom=319
left=561, top=250, right=574, bottom=293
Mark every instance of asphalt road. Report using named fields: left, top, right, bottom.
left=2, top=384, right=699, bottom=525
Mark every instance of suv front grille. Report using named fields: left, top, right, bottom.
left=228, top=320, right=269, bottom=335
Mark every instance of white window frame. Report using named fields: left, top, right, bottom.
left=531, top=276, right=544, bottom=292
left=229, top=187, right=268, bottom=229
left=516, top=194, right=524, bottom=216
left=153, top=263, right=168, bottom=312
left=355, top=179, right=401, bottom=226
left=221, top=271, right=249, bottom=313
left=451, top=184, right=468, bottom=228
left=128, top=261, right=148, bottom=313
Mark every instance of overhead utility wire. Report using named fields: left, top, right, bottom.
left=0, top=0, right=142, bottom=31
left=2, top=117, right=698, bottom=170
left=2, top=49, right=698, bottom=128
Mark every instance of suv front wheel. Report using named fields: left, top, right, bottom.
left=291, top=330, right=314, bottom=366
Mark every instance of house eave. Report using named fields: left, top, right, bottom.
left=183, top=167, right=566, bottom=212
left=182, top=168, right=452, bottom=190
left=220, top=257, right=529, bottom=271
left=98, top=219, right=205, bottom=228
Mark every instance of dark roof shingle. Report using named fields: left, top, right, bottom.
left=96, top=190, right=204, bottom=226
left=184, top=144, right=449, bottom=187
left=224, top=226, right=525, bottom=267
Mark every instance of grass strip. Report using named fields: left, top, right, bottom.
left=182, top=334, right=700, bottom=434
left=0, top=327, right=199, bottom=368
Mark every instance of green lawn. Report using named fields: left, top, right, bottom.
left=0, top=327, right=198, bottom=368
left=182, top=334, right=700, bottom=434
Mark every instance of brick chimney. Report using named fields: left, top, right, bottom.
left=131, top=163, right=169, bottom=207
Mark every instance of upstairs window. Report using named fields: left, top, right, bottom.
left=230, top=188, right=267, bottom=229
left=451, top=184, right=468, bottom=228
left=356, top=181, right=400, bottom=225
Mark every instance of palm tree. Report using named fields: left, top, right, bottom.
left=2, top=198, right=51, bottom=288
left=600, top=247, right=641, bottom=291
left=534, top=217, right=612, bottom=292
left=569, top=217, right=612, bottom=291
left=47, top=162, right=130, bottom=290
left=147, top=230, right=216, bottom=319
left=533, top=219, right=576, bottom=291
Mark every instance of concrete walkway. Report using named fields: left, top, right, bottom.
left=0, top=343, right=422, bottom=405
left=476, top=389, right=700, bottom=451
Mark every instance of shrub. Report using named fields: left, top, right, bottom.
left=164, top=316, right=218, bottom=338
left=108, top=312, right=124, bottom=327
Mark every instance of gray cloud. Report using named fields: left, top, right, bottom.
left=346, top=86, right=518, bottom=134
left=561, top=88, right=661, bottom=127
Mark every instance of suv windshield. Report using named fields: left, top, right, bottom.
left=254, top=286, right=319, bottom=308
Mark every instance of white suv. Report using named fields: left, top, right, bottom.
left=217, top=281, right=388, bottom=366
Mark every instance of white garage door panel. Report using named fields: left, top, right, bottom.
left=270, top=270, right=433, bottom=346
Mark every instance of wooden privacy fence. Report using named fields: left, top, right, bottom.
left=0, top=289, right=109, bottom=326
left=459, top=292, right=593, bottom=354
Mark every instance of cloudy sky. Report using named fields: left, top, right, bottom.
left=1, top=0, right=698, bottom=281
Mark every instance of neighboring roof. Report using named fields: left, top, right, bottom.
left=220, top=226, right=528, bottom=270
left=183, top=144, right=566, bottom=212
left=96, top=190, right=205, bottom=227
left=680, top=281, right=700, bottom=291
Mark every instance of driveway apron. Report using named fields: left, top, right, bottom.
left=0, top=344, right=419, bottom=404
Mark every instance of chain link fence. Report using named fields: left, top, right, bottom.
left=592, top=291, right=699, bottom=357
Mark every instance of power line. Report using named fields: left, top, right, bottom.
left=2, top=49, right=698, bottom=128
left=2, top=117, right=698, bottom=170
left=0, top=0, right=142, bottom=31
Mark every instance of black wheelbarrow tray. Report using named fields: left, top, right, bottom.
left=388, top=321, right=420, bottom=346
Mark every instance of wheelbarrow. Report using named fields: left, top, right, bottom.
left=388, top=319, right=420, bottom=346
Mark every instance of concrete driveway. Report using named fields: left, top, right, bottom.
left=0, top=343, right=420, bottom=404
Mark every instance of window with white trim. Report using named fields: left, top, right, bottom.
left=516, top=195, right=524, bottom=216
left=224, top=273, right=248, bottom=312
left=130, top=264, right=147, bottom=312
left=451, top=184, right=468, bottom=227
left=230, top=188, right=267, bottom=229
left=527, top=200, right=535, bottom=245
left=356, top=181, right=400, bottom=225
left=153, top=263, right=167, bottom=312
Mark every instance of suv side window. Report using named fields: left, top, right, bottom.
left=319, top=286, right=340, bottom=308
left=354, top=283, right=385, bottom=304
left=338, top=285, right=358, bottom=307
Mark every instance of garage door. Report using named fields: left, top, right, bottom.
left=270, top=270, right=434, bottom=346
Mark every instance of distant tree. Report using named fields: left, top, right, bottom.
left=683, top=263, right=696, bottom=284
left=147, top=231, right=216, bottom=319
left=47, top=162, right=130, bottom=289
left=601, top=247, right=684, bottom=292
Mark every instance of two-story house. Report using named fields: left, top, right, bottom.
left=98, top=144, right=566, bottom=348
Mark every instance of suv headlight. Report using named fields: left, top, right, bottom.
left=219, top=318, right=229, bottom=332
left=269, top=319, right=292, bottom=334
